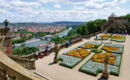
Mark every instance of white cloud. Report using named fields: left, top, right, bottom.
left=119, top=0, right=127, bottom=4
left=0, top=0, right=129, bottom=22
left=10, top=0, right=41, bottom=7
left=54, top=4, right=61, bottom=8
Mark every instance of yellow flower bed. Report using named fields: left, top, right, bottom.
left=66, top=48, right=90, bottom=58
left=112, top=35, right=123, bottom=40
left=111, top=37, right=122, bottom=40
left=92, top=53, right=116, bottom=65
left=113, top=35, right=123, bottom=38
left=100, top=34, right=111, bottom=39
left=102, top=46, right=120, bottom=52
left=84, top=44, right=95, bottom=48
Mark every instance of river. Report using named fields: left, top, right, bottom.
left=58, top=27, right=72, bottom=37
left=14, top=39, right=48, bottom=48
left=14, top=27, right=72, bottom=48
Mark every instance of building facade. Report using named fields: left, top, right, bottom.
left=101, top=13, right=130, bottom=34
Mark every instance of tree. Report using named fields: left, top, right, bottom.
left=77, top=19, right=107, bottom=35
left=77, top=25, right=89, bottom=35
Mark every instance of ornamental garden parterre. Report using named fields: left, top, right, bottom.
left=95, top=34, right=126, bottom=42
left=58, top=34, right=125, bottom=76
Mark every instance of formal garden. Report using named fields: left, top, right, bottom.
left=58, top=34, right=125, bottom=77
left=95, top=34, right=126, bottom=42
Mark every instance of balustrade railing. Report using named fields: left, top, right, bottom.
left=7, top=54, right=36, bottom=70
left=0, top=51, right=45, bottom=80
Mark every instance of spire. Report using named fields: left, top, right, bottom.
left=109, top=13, right=117, bottom=17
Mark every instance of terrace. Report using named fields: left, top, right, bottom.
left=34, top=33, right=130, bottom=80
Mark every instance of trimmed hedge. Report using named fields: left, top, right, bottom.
left=79, top=60, right=120, bottom=76
left=59, top=55, right=82, bottom=68
left=91, top=49, right=102, bottom=53
left=94, top=38, right=108, bottom=40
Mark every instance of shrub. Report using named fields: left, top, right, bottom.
left=91, top=49, right=102, bottom=53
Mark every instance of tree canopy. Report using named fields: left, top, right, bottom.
left=12, top=46, right=38, bottom=56
left=77, top=19, right=107, bottom=35
left=120, top=14, right=130, bottom=22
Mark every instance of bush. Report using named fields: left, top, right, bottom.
left=91, top=49, right=102, bottom=53
left=12, top=47, right=38, bottom=56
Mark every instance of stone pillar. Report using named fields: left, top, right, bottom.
left=32, top=59, right=36, bottom=69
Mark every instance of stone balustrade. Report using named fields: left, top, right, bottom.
left=0, top=28, right=9, bottom=36
left=0, top=51, right=46, bottom=80
left=81, top=32, right=101, bottom=39
left=11, top=53, right=36, bottom=59
left=6, top=54, right=36, bottom=70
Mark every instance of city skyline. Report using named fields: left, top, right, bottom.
left=0, top=0, right=130, bottom=22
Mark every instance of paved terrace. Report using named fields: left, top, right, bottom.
left=35, top=34, right=130, bottom=80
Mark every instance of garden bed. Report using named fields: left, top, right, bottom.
left=65, top=48, right=90, bottom=58
left=58, top=55, right=82, bottom=68
left=79, top=41, right=101, bottom=49
left=101, top=44, right=124, bottom=54
left=95, top=34, right=112, bottom=40
left=79, top=60, right=120, bottom=76
left=110, top=34, right=126, bottom=42
left=59, top=48, right=91, bottom=68
left=91, top=53, right=116, bottom=65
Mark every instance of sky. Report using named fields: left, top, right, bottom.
left=0, top=0, right=130, bottom=22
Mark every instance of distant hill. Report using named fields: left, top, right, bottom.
left=52, top=21, right=86, bottom=25
left=0, top=21, right=86, bottom=27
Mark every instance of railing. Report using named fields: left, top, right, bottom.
left=12, top=53, right=36, bottom=59
left=7, top=54, right=36, bottom=70
left=81, top=32, right=101, bottom=39
left=0, top=51, right=46, bottom=80
left=60, top=36, right=82, bottom=49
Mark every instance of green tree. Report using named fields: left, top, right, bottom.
left=77, top=19, right=107, bottom=35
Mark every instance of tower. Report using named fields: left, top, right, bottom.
left=108, top=13, right=117, bottom=24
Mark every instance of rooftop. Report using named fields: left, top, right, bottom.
left=109, top=13, right=118, bottom=17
